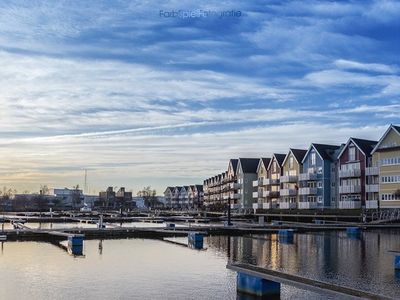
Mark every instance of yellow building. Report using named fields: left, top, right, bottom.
left=371, top=125, right=400, bottom=209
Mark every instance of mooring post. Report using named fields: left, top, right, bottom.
left=188, top=232, right=203, bottom=249
left=237, top=272, right=280, bottom=297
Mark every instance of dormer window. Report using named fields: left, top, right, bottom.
left=311, top=151, right=316, bottom=166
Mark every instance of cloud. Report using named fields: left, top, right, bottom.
left=334, top=59, right=398, bottom=74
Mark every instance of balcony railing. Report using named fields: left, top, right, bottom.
left=252, top=191, right=259, bottom=198
left=299, top=173, right=318, bottom=181
left=338, top=169, right=361, bottom=178
left=268, top=191, right=280, bottom=198
left=279, top=202, right=297, bottom=209
left=280, top=188, right=297, bottom=196
left=366, top=200, right=378, bottom=209
left=298, top=187, right=317, bottom=195
left=338, top=200, right=361, bottom=209
left=252, top=203, right=261, bottom=210
left=339, top=185, right=362, bottom=194
left=280, top=175, right=298, bottom=183
left=365, top=167, right=379, bottom=176
left=366, top=184, right=379, bottom=193
left=262, top=190, right=269, bottom=198
left=252, top=180, right=259, bottom=187
left=233, top=193, right=241, bottom=199
left=298, top=202, right=318, bottom=209
left=259, top=177, right=268, bottom=186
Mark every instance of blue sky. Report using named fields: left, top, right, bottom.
left=0, top=0, right=399, bottom=194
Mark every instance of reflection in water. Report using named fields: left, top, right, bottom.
left=99, top=240, right=103, bottom=255
left=207, top=230, right=400, bottom=298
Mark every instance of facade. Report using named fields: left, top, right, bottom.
left=236, top=158, right=259, bottom=209
left=371, top=125, right=400, bottom=209
left=225, top=159, right=239, bottom=209
left=188, top=185, right=204, bottom=209
left=252, top=158, right=271, bottom=209
left=265, top=154, right=286, bottom=209
left=280, top=149, right=307, bottom=209
left=164, top=187, right=174, bottom=208
left=337, top=138, right=377, bottom=209
left=299, top=144, right=342, bottom=209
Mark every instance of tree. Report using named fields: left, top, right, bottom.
left=137, top=186, right=161, bottom=208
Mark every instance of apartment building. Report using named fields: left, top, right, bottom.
left=280, top=149, right=307, bottom=209
left=188, top=185, right=204, bottom=209
left=252, top=158, right=271, bottom=210
left=299, top=144, right=342, bottom=209
left=337, top=138, right=377, bottom=209
left=371, top=125, right=400, bottom=209
left=236, top=158, right=259, bottom=209
left=266, top=154, right=286, bottom=209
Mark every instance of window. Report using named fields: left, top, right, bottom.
left=311, top=152, right=316, bottom=166
left=318, top=181, right=323, bottom=188
left=349, top=145, right=356, bottom=161
left=289, top=156, right=294, bottom=169
left=272, top=161, right=277, bottom=172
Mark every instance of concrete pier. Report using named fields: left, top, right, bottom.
left=68, top=235, right=84, bottom=255
left=237, top=272, right=280, bottom=297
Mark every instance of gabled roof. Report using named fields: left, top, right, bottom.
left=164, top=186, right=174, bottom=193
left=371, top=124, right=400, bottom=154
left=237, top=158, right=259, bottom=173
left=267, top=153, right=286, bottom=170
left=282, top=148, right=307, bottom=166
left=257, top=158, right=271, bottom=173
left=195, top=185, right=203, bottom=192
left=302, top=143, right=341, bottom=163
left=337, top=137, right=377, bottom=158
left=228, top=159, right=239, bottom=174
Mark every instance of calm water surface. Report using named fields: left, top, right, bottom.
left=1, top=229, right=399, bottom=299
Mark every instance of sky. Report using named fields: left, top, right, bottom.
left=0, top=0, right=399, bottom=195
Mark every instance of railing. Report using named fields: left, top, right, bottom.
left=339, top=169, right=361, bottom=178
left=366, top=184, right=379, bottom=193
left=339, top=185, right=362, bottom=194
left=338, top=200, right=361, bottom=209
left=365, top=167, right=379, bottom=176
left=366, top=200, right=378, bottom=209
left=280, top=188, right=297, bottom=196
left=279, top=202, right=297, bottom=209
left=252, top=191, right=259, bottom=198
left=280, top=175, right=298, bottom=183
left=298, top=202, right=318, bottom=209
left=299, top=173, right=318, bottom=181
left=371, top=209, right=400, bottom=222
left=252, top=180, right=258, bottom=187
left=298, top=187, right=317, bottom=195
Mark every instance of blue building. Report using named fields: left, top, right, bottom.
left=299, top=144, right=343, bottom=209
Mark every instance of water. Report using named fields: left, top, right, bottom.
left=0, top=230, right=399, bottom=299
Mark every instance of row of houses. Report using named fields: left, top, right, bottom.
left=164, top=185, right=204, bottom=209
left=202, top=124, right=400, bottom=211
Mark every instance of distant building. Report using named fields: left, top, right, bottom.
left=50, top=188, right=84, bottom=209
left=98, top=187, right=133, bottom=209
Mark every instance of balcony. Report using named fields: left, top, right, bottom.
left=262, top=190, right=269, bottom=198
left=339, top=185, right=362, bottom=194
left=339, top=169, right=361, bottom=178
left=223, top=195, right=229, bottom=200
left=262, top=202, right=270, bottom=209
left=365, top=167, right=379, bottom=176
left=268, top=191, right=280, bottom=198
left=259, top=177, right=268, bottom=186
left=298, top=202, right=318, bottom=209
left=252, top=180, right=259, bottom=187
left=366, top=200, right=378, bottom=209
left=366, top=184, right=379, bottom=193
left=298, top=187, right=317, bottom=195
left=299, top=173, right=318, bottom=181
left=279, top=202, right=297, bottom=209
left=338, top=200, right=361, bottom=209
left=280, top=175, right=298, bottom=183
left=252, top=191, right=259, bottom=199
left=233, top=183, right=241, bottom=189
left=230, top=203, right=241, bottom=209
left=252, top=203, right=261, bottom=210
left=280, top=188, right=297, bottom=196
left=233, top=193, right=241, bottom=199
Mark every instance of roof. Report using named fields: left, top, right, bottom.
left=267, top=153, right=286, bottom=169
left=282, top=149, right=307, bottom=166
left=229, top=159, right=238, bottom=174
left=238, top=158, right=259, bottom=173
left=338, top=137, right=377, bottom=158
left=371, top=124, right=400, bottom=154
left=312, top=143, right=342, bottom=161
left=261, top=158, right=271, bottom=169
